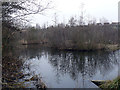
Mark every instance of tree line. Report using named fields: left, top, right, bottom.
left=2, top=1, right=119, bottom=51
left=15, top=22, right=118, bottom=51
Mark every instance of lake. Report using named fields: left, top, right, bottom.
left=10, top=45, right=118, bottom=88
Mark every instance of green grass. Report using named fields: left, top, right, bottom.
left=99, top=76, right=120, bottom=89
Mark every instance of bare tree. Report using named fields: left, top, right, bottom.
left=78, top=3, right=85, bottom=26
left=36, top=23, right=41, bottom=30
left=13, top=0, right=52, bottom=26
left=2, top=0, right=52, bottom=46
left=99, top=17, right=108, bottom=24
left=52, top=12, right=58, bottom=27
left=87, top=15, right=97, bottom=25
left=68, top=16, right=77, bottom=27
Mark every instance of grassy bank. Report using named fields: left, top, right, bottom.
left=99, top=77, right=120, bottom=89
left=105, top=44, right=120, bottom=51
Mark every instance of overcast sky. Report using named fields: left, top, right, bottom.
left=29, top=0, right=120, bottom=26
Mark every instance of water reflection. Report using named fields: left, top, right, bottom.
left=20, top=45, right=119, bottom=88
left=48, top=51, right=118, bottom=79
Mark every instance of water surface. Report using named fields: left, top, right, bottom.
left=19, top=46, right=119, bottom=88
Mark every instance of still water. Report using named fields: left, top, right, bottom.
left=18, top=46, right=119, bottom=88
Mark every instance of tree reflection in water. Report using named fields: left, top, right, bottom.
left=48, top=50, right=118, bottom=80
left=20, top=46, right=119, bottom=88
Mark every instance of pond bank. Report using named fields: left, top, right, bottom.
left=2, top=55, right=47, bottom=89
left=100, top=76, right=120, bottom=89
left=92, top=76, right=120, bottom=89
left=21, top=43, right=120, bottom=52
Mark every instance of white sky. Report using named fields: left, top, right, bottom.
left=30, top=0, right=120, bottom=26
